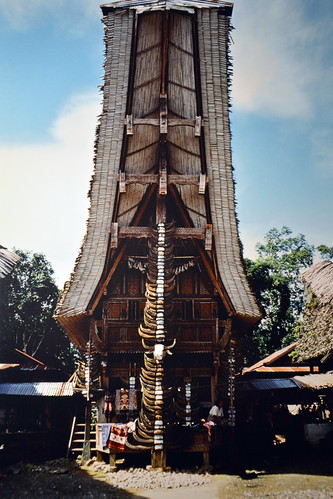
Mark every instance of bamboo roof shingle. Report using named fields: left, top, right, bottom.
left=295, top=260, right=333, bottom=362
left=55, top=0, right=261, bottom=347
left=0, top=246, right=19, bottom=279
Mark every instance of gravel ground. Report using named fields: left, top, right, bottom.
left=1, top=456, right=333, bottom=498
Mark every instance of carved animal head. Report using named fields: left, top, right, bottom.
left=141, top=339, right=176, bottom=361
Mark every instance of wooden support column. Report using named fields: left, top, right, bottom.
left=82, top=401, right=91, bottom=464
left=151, top=10, right=169, bottom=470
left=150, top=450, right=167, bottom=471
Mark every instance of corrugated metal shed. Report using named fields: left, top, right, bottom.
left=0, top=382, right=74, bottom=397
left=239, top=374, right=333, bottom=392
left=238, top=378, right=298, bottom=392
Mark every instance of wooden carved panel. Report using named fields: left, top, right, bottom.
left=179, top=272, right=194, bottom=295
left=104, top=301, right=128, bottom=320
left=107, top=327, right=141, bottom=345
left=127, top=272, right=141, bottom=296
left=194, top=301, right=217, bottom=319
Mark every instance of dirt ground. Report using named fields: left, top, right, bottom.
left=1, top=452, right=333, bottom=498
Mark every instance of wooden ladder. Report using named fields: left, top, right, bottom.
left=67, top=406, right=97, bottom=458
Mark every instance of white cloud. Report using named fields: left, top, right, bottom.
left=231, top=0, right=329, bottom=119
left=0, top=0, right=101, bottom=33
left=0, top=91, right=102, bottom=286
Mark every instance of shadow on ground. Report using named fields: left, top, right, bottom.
left=0, top=459, right=149, bottom=499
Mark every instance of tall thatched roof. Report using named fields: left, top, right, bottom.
left=0, top=246, right=19, bottom=278
left=54, top=0, right=261, bottom=347
left=295, top=260, right=333, bottom=362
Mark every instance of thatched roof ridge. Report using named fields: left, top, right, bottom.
left=295, top=260, right=333, bottom=362
left=0, top=246, right=19, bottom=278
left=293, top=373, right=333, bottom=390
left=301, top=260, right=333, bottom=305
left=101, top=0, right=233, bottom=12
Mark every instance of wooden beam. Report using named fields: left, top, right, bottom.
left=119, top=173, right=207, bottom=188
left=118, top=226, right=206, bottom=240
left=168, top=174, right=205, bottom=186
left=117, top=173, right=159, bottom=185
left=175, top=228, right=205, bottom=239
left=119, top=227, right=150, bottom=238
left=125, top=117, right=202, bottom=128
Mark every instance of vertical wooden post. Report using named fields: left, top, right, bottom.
left=151, top=11, right=169, bottom=471
left=151, top=450, right=166, bottom=470
left=210, top=375, right=216, bottom=405
left=82, top=400, right=91, bottom=464
left=82, top=335, right=92, bottom=464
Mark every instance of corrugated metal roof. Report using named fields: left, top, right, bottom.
left=293, top=373, right=333, bottom=390
left=238, top=378, right=298, bottom=392
left=0, top=382, right=74, bottom=397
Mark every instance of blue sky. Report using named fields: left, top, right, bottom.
left=1, top=0, right=332, bottom=287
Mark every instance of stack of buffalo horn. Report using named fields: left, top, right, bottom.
left=131, top=222, right=176, bottom=450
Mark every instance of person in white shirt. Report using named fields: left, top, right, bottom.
left=207, top=400, right=224, bottom=424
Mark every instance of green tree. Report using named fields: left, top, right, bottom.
left=317, top=244, right=333, bottom=260
left=244, top=226, right=315, bottom=364
left=0, top=249, right=74, bottom=371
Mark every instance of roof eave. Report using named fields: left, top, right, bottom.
left=101, top=1, right=233, bottom=16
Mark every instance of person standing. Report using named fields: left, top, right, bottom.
left=207, top=400, right=224, bottom=424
